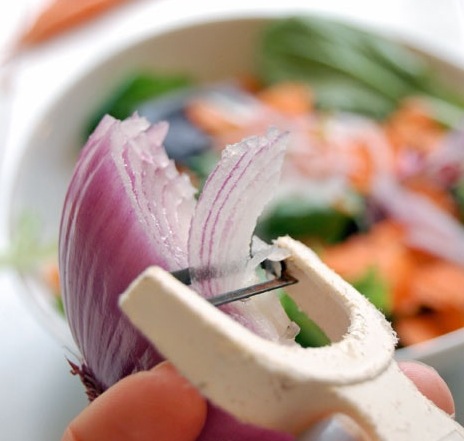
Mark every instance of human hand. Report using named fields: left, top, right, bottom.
left=61, top=361, right=455, bottom=441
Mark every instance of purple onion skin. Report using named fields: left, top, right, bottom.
left=60, top=115, right=296, bottom=440
left=60, top=117, right=167, bottom=394
left=199, top=405, right=294, bottom=441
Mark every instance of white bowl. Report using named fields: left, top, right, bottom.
left=3, top=1, right=464, bottom=421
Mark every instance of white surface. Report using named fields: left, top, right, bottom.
left=0, top=1, right=463, bottom=440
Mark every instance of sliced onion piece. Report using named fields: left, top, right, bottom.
left=372, top=176, right=464, bottom=265
left=425, top=125, right=464, bottom=186
left=188, top=128, right=299, bottom=343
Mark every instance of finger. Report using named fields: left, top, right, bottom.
left=398, top=361, right=455, bottom=416
left=61, top=361, right=207, bottom=441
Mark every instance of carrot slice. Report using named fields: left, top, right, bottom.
left=19, top=0, right=130, bottom=47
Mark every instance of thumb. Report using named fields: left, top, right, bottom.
left=62, top=361, right=207, bottom=441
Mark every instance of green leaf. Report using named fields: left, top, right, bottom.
left=84, top=71, right=192, bottom=138
left=280, top=293, right=330, bottom=348
left=184, top=150, right=220, bottom=191
left=256, top=198, right=361, bottom=244
left=258, top=16, right=464, bottom=124
left=0, top=213, right=56, bottom=271
left=280, top=267, right=390, bottom=347
left=452, top=179, right=464, bottom=223
left=351, top=266, right=391, bottom=316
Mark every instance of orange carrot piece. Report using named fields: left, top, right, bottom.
left=186, top=101, right=240, bottom=137
left=257, top=82, right=313, bottom=116
left=322, top=221, right=406, bottom=280
left=42, top=262, right=61, bottom=297
left=395, top=315, right=444, bottom=346
left=19, top=0, right=130, bottom=47
left=346, top=142, right=376, bottom=193
left=322, top=221, right=419, bottom=314
left=403, top=176, right=459, bottom=216
left=396, top=308, right=464, bottom=346
left=62, top=362, right=207, bottom=441
left=385, top=97, right=445, bottom=155
left=408, top=261, right=464, bottom=310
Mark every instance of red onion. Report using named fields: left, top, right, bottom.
left=371, top=175, right=464, bottom=265
left=425, top=125, right=464, bottom=186
left=59, top=114, right=295, bottom=439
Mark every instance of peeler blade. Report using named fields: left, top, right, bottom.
left=170, top=260, right=297, bottom=307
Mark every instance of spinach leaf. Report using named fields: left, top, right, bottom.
left=85, top=71, right=192, bottom=138
left=256, top=198, right=361, bottom=244
left=280, top=293, right=330, bottom=348
left=351, top=267, right=391, bottom=316
left=452, top=179, right=464, bottom=223
left=258, top=16, right=464, bottom=124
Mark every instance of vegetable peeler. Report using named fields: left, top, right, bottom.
left=119, top=236, right=464, bottom=440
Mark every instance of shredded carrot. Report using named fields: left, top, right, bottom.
left=257, top=82, right=313, bottom=116
left=385, top=97, right=445, bottom=156
left=396, top=308, right=464, bottom=346
left=322, top=221, right=418, bottom=316
left=403, top=176, right=459, bottom=216
left=42, top=262, right=61, bottom=297
left=395, top=315, right=441, bottom=345
left=346, top=142, right=376, bottom=193
left=18, top=0, right=130, bottom=47
left=408, top=261, right=464, bottom=311
left=235, top=74, right=263, bottom=94
left=321, top=221, right=412, bottom=299
left=185, top=101, right=241, bottom=137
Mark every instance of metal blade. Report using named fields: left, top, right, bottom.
left=170, top=260, right=298, bottom=306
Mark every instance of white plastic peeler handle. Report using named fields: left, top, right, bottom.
left=120, top=236, right=464, bottom=440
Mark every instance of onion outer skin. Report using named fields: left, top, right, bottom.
left=60, top=115, right=195, bottom=391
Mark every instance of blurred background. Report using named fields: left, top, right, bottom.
left=0, top=1, right=463, bottom=440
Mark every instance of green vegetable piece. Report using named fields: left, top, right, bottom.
left=55, top=296, right=65, bottom=316
left=256, top=198, right=359, bottom=244
left=0, top=212, right=56, bottom=270
left=280, top=293, right=330, bottom=348
left=85, top=71, right=192, bottom=138
left=351, top=266, right=391, bottom=316
left=452, top=179, right=464, bottom=223
left=185, top=150, right=220, bottom=191
left=258, top=16, right=464, bottom=123
left=280, top=263, right=390, bottom=348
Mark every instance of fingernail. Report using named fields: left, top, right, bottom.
left=297, top=414, right=367, bottom=441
